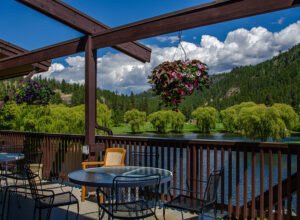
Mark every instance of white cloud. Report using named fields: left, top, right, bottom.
left=42, top=20, right=300, bottom=94
left=156, top=36, right=179, bottom=43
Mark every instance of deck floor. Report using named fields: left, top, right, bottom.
left=0, top=180, right=217, bottom=220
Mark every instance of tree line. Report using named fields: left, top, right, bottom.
left=0, top=100, right=298, bottom=141
left=124, top=102, right=299, bottom=141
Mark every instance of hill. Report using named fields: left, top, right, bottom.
left=178, top=43, right=300, bottom=111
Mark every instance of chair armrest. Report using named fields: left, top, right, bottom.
left=82, top=161, right=104, bottom=169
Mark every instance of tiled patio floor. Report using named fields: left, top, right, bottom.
left=0, top=180, right=217, bottom=220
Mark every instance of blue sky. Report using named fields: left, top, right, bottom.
left=1, top=0, right=300, bottom=94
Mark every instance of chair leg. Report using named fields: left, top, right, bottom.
left=163, top=206, right=166, bottom=220
left=38, top=208, right=42, bottom=220
left=181, top=210, right=184, bottom=220
left=66, top=204, right=70, bottom=220
left=76, top=202, right=79, bottom=220
left=214, top=208, right=217, bottom=220
left=33, top=206, right=37, bottom=220
left=46, top=207, right=53, bottom=220
left=1, top=189, right=8, bottom=220
left=6, top=191, right=12, bottom=220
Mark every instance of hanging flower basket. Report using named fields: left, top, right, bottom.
left=148, top=59, right=210, bottom=109
left=13, top=81, right=54, bottom=106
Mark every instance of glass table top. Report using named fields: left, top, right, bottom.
left=0, top=153, right=24, bottom=162
left=68, top=166, right=173, bottom=187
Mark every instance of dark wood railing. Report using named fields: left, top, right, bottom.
left=0, top=130, right=299, bottom=219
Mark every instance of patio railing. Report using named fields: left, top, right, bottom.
left=0, top=130, right=299, bottom=219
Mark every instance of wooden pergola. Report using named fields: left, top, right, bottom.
left=0, top=0, right=299, bottom=156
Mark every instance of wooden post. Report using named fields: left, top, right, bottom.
left=85, top=35, right=97, bottom=157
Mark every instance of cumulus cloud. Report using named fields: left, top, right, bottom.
left=41, top=20, right=300, bottom=94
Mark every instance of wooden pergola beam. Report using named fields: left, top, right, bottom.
left=0, top=39, right=50, bottom=72
left=15, top=0, right=151, bottom=63
left=0, top=39, right=51, bottom=79
left=1, top=0, right=299, bottom=75
left=91, top=0, right=297, bottom=49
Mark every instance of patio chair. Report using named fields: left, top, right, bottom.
left=2, top=164, right=79, bottom=220
left=96, top=174, right=161, bottom=219
left=1, top=150, right=43, bottom=187
left=163, top=168, right=224, bottom=220
left=81, top=147, right=126, bottom=202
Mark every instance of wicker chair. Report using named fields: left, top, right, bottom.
left=2, top=164, right=79, bottom=220
left=97, top=174, right=161, bottom=219
left=81, top=148, right=126, bottom=202
left=163, top=168, right=224, bottom=220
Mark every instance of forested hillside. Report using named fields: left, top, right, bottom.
left=0, top=43, right=299, bottom=123
left=179, top=43, right=300, bottom=111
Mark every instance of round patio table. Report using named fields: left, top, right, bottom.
left=68, top=166, right=172, bottom=187
left=0, top=153, right=24, bottom=163
left=0, top=152, right=24, bottom=185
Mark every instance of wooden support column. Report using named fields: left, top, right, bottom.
left=85, top=35, right=97, bottom=157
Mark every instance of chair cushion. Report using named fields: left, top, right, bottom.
left=105, top=152, right=124, bottom=166
left=164, top=195, right=208, bottom=213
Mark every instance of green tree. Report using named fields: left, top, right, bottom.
left=71, top=87, right=84, bottom=106
left=124, top=109, right=146, bottom=133
left=221, top=102, right=257, bottom=132
left=272, top=103, right=298, bottom=130
left=50, top=91, right=63, bottom=104
left=170, top=110, right=185, bottom=133
left=237, top=104, right=287, bottom=141
left=221, top=107, right=236, bottom=133
left=148, top=110, right=172, bottom=133
left=192, top=107, right=218, bottom=133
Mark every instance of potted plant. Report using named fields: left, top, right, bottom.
left=148, top=59, right=210, bottom=110
left=13, top=81, right=54, bottom=106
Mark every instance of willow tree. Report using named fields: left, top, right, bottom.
left=170, top=110, right=185, bottom=133
left=124, top=109, right=146, bottom=133
left=192, top=107, right=218, bottom=133
left=272, top=103, right=298, bottom=130
left=221, top=102, right=257, bottom=133
left=148, top=110, right=172, bottom=133
left=237, top=104, right=286, bottom=141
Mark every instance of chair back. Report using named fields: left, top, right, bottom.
left=104, top=148, right=126, bottom=167
left=112, top=174, right=161, bottom=218
left=97, top=174, right=160, bottom=219
left=203, top=168, right=224, bottom=205
left=24, top=164, right=40, bottom=200
left=16, top=151, right=43, bottom=173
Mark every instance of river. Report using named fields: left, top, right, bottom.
left=123, top=132, right=300, bottom=142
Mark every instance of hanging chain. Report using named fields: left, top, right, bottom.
left=178, top=30, right=187, bottom=61
left=172, top=30, right=187, bottom=61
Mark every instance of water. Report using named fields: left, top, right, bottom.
left=124, top=132, right=300, bottom=142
